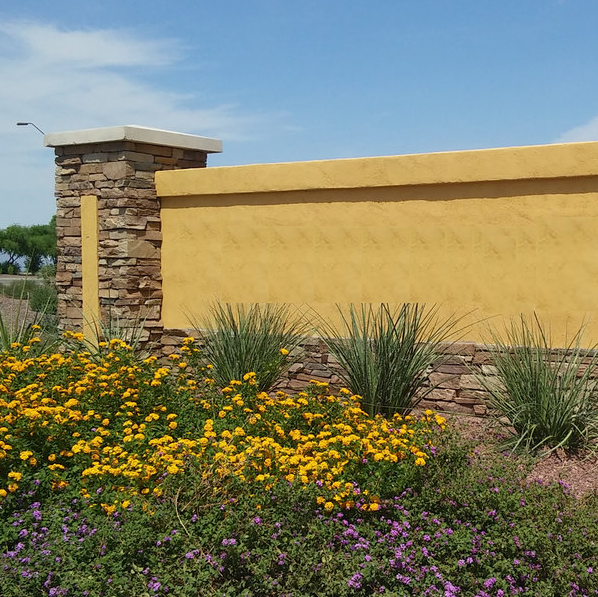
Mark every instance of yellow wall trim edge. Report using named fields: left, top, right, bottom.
left=81, top=195, right=100, bottom=339
left=156, top=141, right=598, bottom=198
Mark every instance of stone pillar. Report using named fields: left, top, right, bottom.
left=45, top=125, right=222, bottom=343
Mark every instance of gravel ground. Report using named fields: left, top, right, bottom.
left=0, top=295, right=37, bottom=329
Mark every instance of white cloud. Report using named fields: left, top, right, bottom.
left=555, top=114, right=598, bottom=143
left=0, top=21, right=283, bottom=227
left=0, top=20, right=266, bottom=139
left=0, top=21, right=180, bottom=69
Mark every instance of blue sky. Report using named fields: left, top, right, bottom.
left=2, top=0, right=598, bottom=227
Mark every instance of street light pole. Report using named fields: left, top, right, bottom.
left=16, top=122, right=45, bottom=135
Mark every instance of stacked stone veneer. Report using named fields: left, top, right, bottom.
left=53, top=140, right=208, bottom=343
left=277, top=340, right=598, bottom=415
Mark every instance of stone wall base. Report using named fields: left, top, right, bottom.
left=160, top=330, right=502, bottom=415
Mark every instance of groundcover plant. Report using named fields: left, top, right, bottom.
left=0, top=332, right=596, bottom=596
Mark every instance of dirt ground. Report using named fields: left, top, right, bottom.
left=447, top=413, right=598, bottom=499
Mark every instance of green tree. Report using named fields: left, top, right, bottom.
left=0, top=217, right=56, bottom=274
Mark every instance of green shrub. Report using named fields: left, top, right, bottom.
left=0, top=261, right=20, bottom=275
left=0, top=337, right=596, bottom=596
left=0, top=279, right=38, bottom=299
left=28, top=279, right=57, bottom=315
left=189, top=302, right=310, bottom=392
left=479, top=314, right=598, bottom=454
left=0, top=276, right=58, bottom=352
left=318, top=303, right=465, bottom=416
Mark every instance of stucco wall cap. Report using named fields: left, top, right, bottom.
left=44, top=125, right=222, bottom=153
left=156, top=141, right=598, bottom=197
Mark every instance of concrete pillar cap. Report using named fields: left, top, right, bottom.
left=44, top=124, right=222, bottom=153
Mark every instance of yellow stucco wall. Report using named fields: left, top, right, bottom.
left=156, top=142, right=598, bottom=346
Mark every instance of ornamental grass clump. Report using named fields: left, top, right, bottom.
left=0, top=304, right=37, bottom=353
left=318, top=303, right=464, bottom=416
left=0, top=300, right=54, bottom=356
left=190, top=302, right=310, bottom=392
left=480, top=314, right=598, bottom=454
left=62, top=309, right=149, bottom=362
